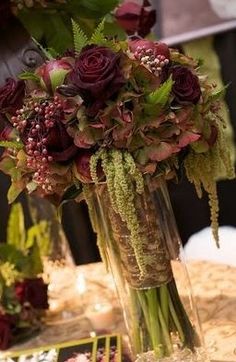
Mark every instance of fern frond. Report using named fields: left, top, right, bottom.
left=90, top=19, right=106, bottom=45
left=72, top=19, right=88, bottom=54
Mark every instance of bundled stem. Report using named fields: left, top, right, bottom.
left=84, top=149, right=201, bottom=359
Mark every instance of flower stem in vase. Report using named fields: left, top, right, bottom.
left=84, top=176, right=204, bottom=361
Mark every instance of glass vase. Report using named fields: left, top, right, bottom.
left=27, top=196, right=82, bottom=321
left=84, top=177, right=210, bottom=362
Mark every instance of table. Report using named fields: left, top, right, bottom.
left=1, top=261, right=236, bottom=362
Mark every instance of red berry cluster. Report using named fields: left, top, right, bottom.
left=11, top=96, right=64, bottom=193
left=134, top=46, right=169, bottom=76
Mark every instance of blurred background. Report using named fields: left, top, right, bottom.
left=0, top=0, right=236, bottom=265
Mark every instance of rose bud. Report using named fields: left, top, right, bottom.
left=169, top=65, right=201, bottom=104
left=36, top=58, right=72, bottom=94
left=129, top=39, right=170, bottom=60
left=0, top=125, right=16, bottom=141
left=115, top=0, right=156, bottom=37
left=0, top=78, right=25, bottom=115
left=0, top=313, right=13, bottom=350
left=74, top=150, right=103, bottom=183
left=15, top=278, right=49, bottom=309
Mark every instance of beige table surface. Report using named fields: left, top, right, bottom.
left=1, top=261, right=236, bottom=362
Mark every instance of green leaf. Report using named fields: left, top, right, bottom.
left=26, top=221, right=51, bottom=257
left=0, top=141, right=23, bottom=150
left=90, top=18, right=106, bottom=45
left=7, top=183, right=24, bottom=204
left=72, top=19, right=89, bottom=53
left=208, top=86, right=227, bottom=103
left=0, top=244, right=26, bottom=270
left=147, top=77, right=174, bottom=106
left=7, top=203, right=26, bottom=252
left=19, top=71, right=40, bottom=82
left=23, top=242, right=43, bottom=277
left=68, top=0, right=119, bottom=19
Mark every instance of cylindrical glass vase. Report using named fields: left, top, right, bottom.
left=84, top=178, right=209, bottom=362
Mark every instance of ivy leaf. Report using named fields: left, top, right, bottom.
left=90, top=18, right=106, bottom=45
left=0, top=141, right=23, bottom=150
left=147, top=77, right=174, bottom=106
left=72, top=19, right=89, bottom=53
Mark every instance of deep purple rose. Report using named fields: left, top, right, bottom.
left=115, top=0, right=156, bottom=37
left=0, top=313, right=13, bottom=350
left=170, top=66, right=201, bottom=104
left=70, top=45, right=125, bottom=117
left=0, top=78, right=25, bottom=115
left=15, top=278, right=49, bottom=310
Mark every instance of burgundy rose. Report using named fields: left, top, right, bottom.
left=169, top=66, right=201, bottom=104
left=74, top=150, right=103, bottom=183
left=0, top=313, right=13, bottom=350
left=70, top=45, right=125, bottom=117
left=115, top=0, right=156, bottom=37
left=0, top=78, right=25, bottom=115
left=44, top=122, right=78, bottom=162
left=36, top=58, right=72, bottom=94
left=15, top=278, right=49, bottom=309
left=129, top=39, right=170, bottom=60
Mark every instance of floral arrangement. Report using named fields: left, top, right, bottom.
left=0, top=203, right=49, bottom=350
left=0, top=20, right=233, bottom=240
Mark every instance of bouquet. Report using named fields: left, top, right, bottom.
left=0, top=20, right=234, bottom=359
left=0, top=203, right=49, bottom=350
left=0, top=20, right=233, bottom=238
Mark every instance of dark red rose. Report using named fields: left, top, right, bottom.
left=0, top=313, right=13, bottom=350
left=169, top=66, right=201, bottom=104
left=70, top=45, right=125, bottom=117
left=15, top=278, right=49, bottom=309
left=115, top=0, right=156, bottom=37
left=0, top=78, right=25, bottom=115
left=36, top=58, right=72, bottom=94
left=75, top=150, right=103, bottom=183
left=129, top=39, right=170, bottom=59
left=44, top=122, right=78, bottom=162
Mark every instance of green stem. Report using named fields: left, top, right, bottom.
left=160, top=284, right=169, bottom=326
left=168, top=293, right=185, bottom=343
left=157, top=302, right=174, bottom=355
left=146, top=289, right=164, bottom=358
left=129, top=288, right=142, bottom=354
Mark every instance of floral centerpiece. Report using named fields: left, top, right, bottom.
left=0, top=203, right=49, bottom=350
left=0, top=21, right=234, bottom=360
